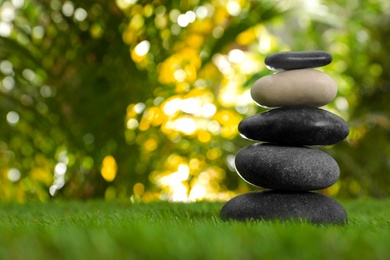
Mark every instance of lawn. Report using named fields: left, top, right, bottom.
left=0, top=198, right=389, bottom=260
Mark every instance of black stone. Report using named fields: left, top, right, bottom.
left=265, top=51, right=332, bottom=70
left=235, top=143, right=339, bottom=191
left=220, top=191, right=348, bottom=225
left=238, top=106, right=350, bottom=146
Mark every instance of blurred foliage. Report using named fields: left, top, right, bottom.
left=0, top=0, right=390, bottom=202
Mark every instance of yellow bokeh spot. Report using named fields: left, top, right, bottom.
left=186, top=34, right=204, bottom=48
left=189, top=157, right=203, bottom=171
left=323, top=181, right=340, bottom=196
left=198, top=131, right=211, bottom=143
left=141, top=191, right=160, bottom=202
left=236, top=27, right=257, bottom=46
left=138, top=106, right=166, bottom=131
left=143, top=4, right=154, bottom=17
left=214, top=6, right=228, bottom=24
left=214, top=109, right=242, bottom=127
left=123, top=29, right=136, bottom=45
left=221, top=125, right=238, bottom=139
left=157, top=48, right=201, bottom=85
left=138, top=117, right=150, bottom=131
left=155, top=16, right=168, bottom=29
left=191, top=20, right=213, bottom=34
left=130, top=14, right=145, bottom=30
left=207, top=148, right=222, bottom=160
left=90, top=23, right=104, bottom=39
left=30, top=168, right=52, bottom=185
left=133, top=182, right=145, bottom=196
left=130, top=49, right=149, bottom=68
left=144, top=138, right=158, bottom=152
left=175, top=82, right=190, bottom=93
left=348, top=126, right=366, bottom=143
left=126, top=104, right=136, bottom=118
left=101, top=155, right=117, bottom=182
left=116, top=0, right=137, bottom=10
left=149, top=107, right=166, bottom=126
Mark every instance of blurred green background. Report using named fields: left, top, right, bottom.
left=1, top=0, right=389, bottom=202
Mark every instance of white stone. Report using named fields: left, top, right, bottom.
left=251, top=69, right=338, bottom=107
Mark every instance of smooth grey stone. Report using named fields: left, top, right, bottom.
left=235, top=144, right=339, bottom=191
left=265, top=51, right=332, bottom=71
left=250, top=69, right=338, bottom=107
left=220, top=191, right=348, bottom=225
left=238, top=106, right=349, bottom=146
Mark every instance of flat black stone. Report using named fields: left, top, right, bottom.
left=235, top=143, right=339, bottom=191
left=220, top=191, right=348, bottom=225
left=238, top=106, right=350, bottom=146
left=265, top=51, right=332, bottom=70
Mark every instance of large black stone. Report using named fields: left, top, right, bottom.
left=235, top=143, right=339, bottom=191
left=265, top=51, right=332, bottom=70
left=220, top=191, right=348, bottom=225
left=238, top=106, right=350, bottom=146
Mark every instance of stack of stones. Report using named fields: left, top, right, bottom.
left=220, top=51, right=349, bottom=225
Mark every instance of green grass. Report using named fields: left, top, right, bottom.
left=0, top=199, right=389, bottom=260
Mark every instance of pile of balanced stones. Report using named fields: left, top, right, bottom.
left=220, top=51, right=349, bottom=225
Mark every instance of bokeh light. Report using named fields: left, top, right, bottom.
left=101, top=155, right=117, bottom=182
left=1, top=0, right=390, bottom=202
